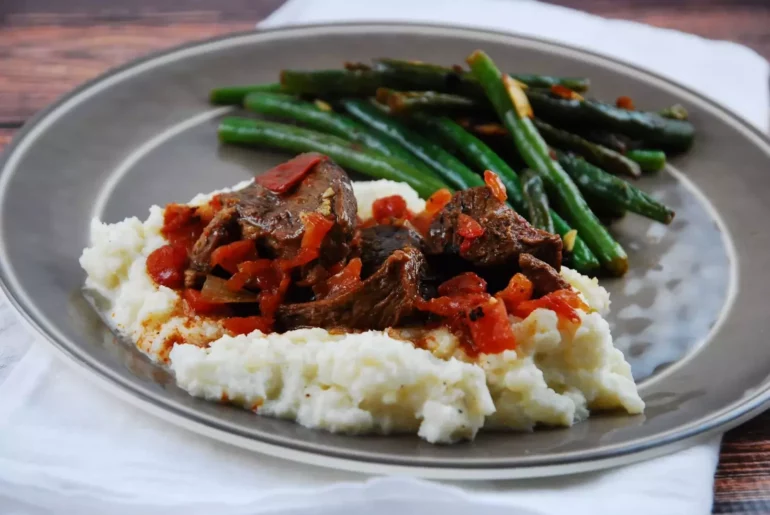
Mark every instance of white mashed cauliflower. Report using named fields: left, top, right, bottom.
left=80, top=178, right=643, bottom=443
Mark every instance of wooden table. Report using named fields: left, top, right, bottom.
left=1, top=1, right=769, bottom=512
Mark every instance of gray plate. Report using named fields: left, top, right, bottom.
left=1, top=23, right=769, bottom=479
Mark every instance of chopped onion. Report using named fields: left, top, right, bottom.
left=200, top=275, right=258, bottom=303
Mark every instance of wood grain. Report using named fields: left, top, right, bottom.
left=0, top=22, right=255, bottom=123
left=1, top=1, right=769, bottom=513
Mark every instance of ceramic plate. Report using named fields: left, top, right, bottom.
left=1, top=23, right=769, bottom=479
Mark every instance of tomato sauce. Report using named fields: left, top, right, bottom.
left=223, top=316, right=272, bottom=336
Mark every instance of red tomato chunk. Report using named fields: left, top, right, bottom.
left=146, top=244, right=188, bottom=289
left=162, top=204, right=204, bottom=249
left=183, top=288, right=229, bottom=316
left=495, top=273, right=534, bottom=312
left=616, top=96, right=635, bottom=110
left=372, top=195, right=410, bottom=224
left=484, top=170, right=507, bottom=202
left=323, top=258, right=362, bottom=298
left=281, top=212, right=335, bottom=270
left=438, top=272, right=487, bottom=296
left=210, top=240, right=258, bottom=274
left=465, top=299, right=517, bottom=354
left=511, top=289, right=588, bottom=324
left=256, top=153, right=326, bottom=194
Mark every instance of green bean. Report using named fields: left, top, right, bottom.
left=577, top=130, right=634, bottom=154
left=218, top=117, right=448, bottom=198
left=373, top=59, right=591, bottom=93
left=378, top=88, right=480, bottom=117
left=209, top=83, right=283, bottom=105
left=550, top=211, right=599, bottom=272
left=467, top=50, right=628, bottom=276
left=527, top=90, right=695, bottom=152
left=243, top=92, right=438, bottom=177
left=280, top=62, right=589, bottom=100
left=534, top=119, right=641, bottom=178
left=413, top=115, right=525, bottom=211
left=626, top=149, right=667, bottom=172
left=582, top=191, right=627, bottom=222
left=557, top=152, right=674, bottom=224
left=521, top=170, right=554, bottom=233
left=340, top=99, right=484, bottom=190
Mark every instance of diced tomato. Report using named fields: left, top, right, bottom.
left=465, top=299, right=517, bottom=354
left=495, top=273, right=534, bottom=312
left=484, top=170, right=507, bottom=202
left=227, top=259, right=276, bottom=291
left=183, top=288, right=229, bottom=316
left=282, top=212, right=335, bottom=270
left=410, top=212, right=433, bottom=236
left=411, top=188, right=453, bottom=235
left=415, top=293, right=490, bottom=318
left=438, top=272, right=487, bottom=296
left=457, top=213, right=484, bottom=254
left=372, top=195, right=410, bottom=225
left=259, top=273, right=291, bottom=319
left=322, top=258, right=362, bottom=298
left=425, top=189, right=453, bottom=215
left=146, top=244, right=188, bottom=289
left=162, top=204, right=204, bottom=249
left=511, top=289, right=588, bottom=323
left=256, top=153, right=327, bottom=194
left=616, top=96, right=635, bottom=110
left=210, top=240, right=258, bottom=274
left=457, top=213, right=484, bottom=239
left=550, top=84, right=581, bottom=100
left=223, top=316, right=272, bottom=335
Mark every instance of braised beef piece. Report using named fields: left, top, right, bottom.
left=226, top=159, right=357, bottom=262
left=185, top=206, right=239, bottom=288
left=276, top=247, right=426, bottom=331
left=358, top=224, right=423, bottom=278
left=518, top=253, right=570, bottom=297
left=424, top=186, right=563, bottom=271
left=185, top=159, right=357, bottom=288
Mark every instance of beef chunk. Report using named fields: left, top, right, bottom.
left=276, top=247, right=426, bottom=331
left=225, top=159, right=357, bottom=263
left=185, top=206, right=238, bottom=288
left=185, top=158, right=357, bottom=287
left=359, top=224, right=423, bottom=278
left=518, top=253, right=571, bottom=297
left=424, top=187, right=563, bottom=270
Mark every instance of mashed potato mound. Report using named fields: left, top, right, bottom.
left=80, top=178, right=644, bottom=444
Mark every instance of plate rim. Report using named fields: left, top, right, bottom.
left=0, top=21, right=768, bottom=478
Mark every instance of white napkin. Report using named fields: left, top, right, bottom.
left=1, top=0, right=768, bottom=513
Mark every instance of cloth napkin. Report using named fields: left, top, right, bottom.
left=1, top=0, right=768, bottom=513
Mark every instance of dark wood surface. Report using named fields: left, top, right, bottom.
left=1, top=1, right=769, bottom=512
